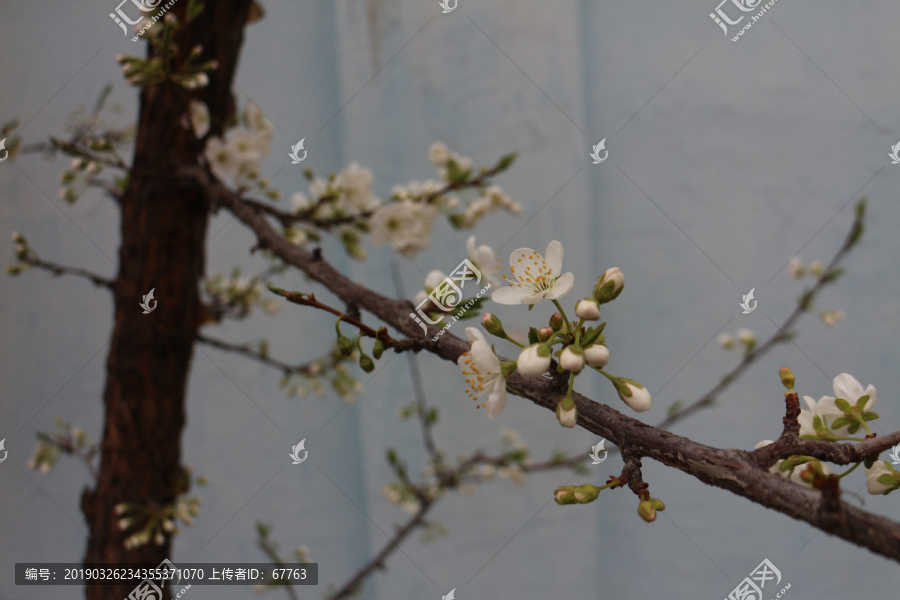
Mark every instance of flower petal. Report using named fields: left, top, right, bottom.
left=543, top=272, right=574, bottom=300
left=544, top=240, right=564, bottom=274
left=470, top=341, right=500, bottom=372
left=464, top=327, right=487, bottom=345
left=486, top=377, right=507, bottom=418
left=832, top=373, right=864, bottom=403
left=492, top=285, right=531, bottom=305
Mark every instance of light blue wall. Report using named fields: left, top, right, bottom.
left=1, top=1, right=899, bottom=599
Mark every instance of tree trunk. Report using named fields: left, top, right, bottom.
left=82, top=3, right=253, bottom=599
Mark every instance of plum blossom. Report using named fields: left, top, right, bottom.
left=466, top=236, right=501, bottom=287
left=457, top=327, right=507, bottom=418
left=370, top=201, right=438, bottom=256
left=492, top=241, right=574, bottom=305
left=517, top=344, right=551, bottom=378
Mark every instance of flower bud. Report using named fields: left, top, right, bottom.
left=593, top=267, right=624, bottom=304
left=481, top=313, right=505, bottom=337
left=517, top=344, right=552, bottom=378
left=779, top=366, right=795, bottom=392
left=337, top=335, right=354, bottom=356
left=583, top=344, right=610, bottom=368
left=554, top=485, right=576, bottom=505
left=613, top=378, right=652, bottom=412
left=549, top=313, right=565, bottom=332
left=637, top=500, right=657, bottom=522
left=559, top=346, right=585, bottom=373
left=556, top=395, right=578, bottom=428
left=573, top=483, right=601, bottom=504
left=736, top=328, right=755, bottom=345
left=359, top=354, right=375, bottom=373
left=651, top=498, right=666, bottom=511
left=717, top=333, right=735, bottom=349
left=538, top=327, right=554, bottom=342
left=865, top=460, right=900, bottom=495
left=575, top=298, right=602, bottom=320
left=809, top=260, right=824, bottom=276
left=373, top=338, right=385, bottom=360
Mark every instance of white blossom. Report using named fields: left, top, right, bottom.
left=492, top=240, right=574, bottom=305
left=370, top=201, right=438, bottom=256
left=457, top=328, right=507, bottom=418
left=466, top=236, right=501, bottom=287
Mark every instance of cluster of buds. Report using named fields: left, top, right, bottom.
left=554, top=483, right=602, bottom=505
left=637, top=489, right=666, bottom=523
left=480, top=265, right=651, bottom=428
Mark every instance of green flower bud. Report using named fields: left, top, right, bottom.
left=554, top=485, right=576, bottom=505
left=779, top=366, right=795, bottom=392
left=549, top=313, right=565, bottom=332
left=337, top=335, right=354, bottom=356
left=574, top=483, right=601, bottom=504
left=373, top=338, right=385, bottom=360
left=638, top=500, right=657, bottom=522
left=481, top=313, right=506, bottom=337
left=593, top=268, right=624, bottom=304
left=359, top=354, right=375, bottom=373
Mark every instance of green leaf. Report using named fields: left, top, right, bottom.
left=813, top=415, right=824, bottom=431
left=667, top=401, right=683, bottom=416
left=862, top=412, right=880, bottom=421
left=847, top=421, right=861, bottom=435
left=833, top=397, right=852, bottom=413
left=528, top=327, right=540, bottom=345
left=855, top=395, right=871, bottom=410
left=495, top=152, right=518, bottom=172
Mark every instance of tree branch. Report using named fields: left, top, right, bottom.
left=208, top=172, right=900, bottom=562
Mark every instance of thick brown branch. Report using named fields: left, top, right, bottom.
left=212, top=180, right=900, bottom=562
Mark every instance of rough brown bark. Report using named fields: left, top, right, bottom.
left=82, top=3, right=253, bottom=599
left=213, top=186, right=900, bottom=563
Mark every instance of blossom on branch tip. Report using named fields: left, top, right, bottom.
left=457, top=327, right=507, bottom=418
left=492, top=241, right=574, bottom=305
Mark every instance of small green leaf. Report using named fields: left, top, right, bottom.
left=847, top=421, right=861, bottom=435
left=528, top=327, right=540, bottom=345
left=495, top=152, right=517, bottom=172
left=862, top=412, right=880, bottom=421
left=855, top=395, right=871, bottom=410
